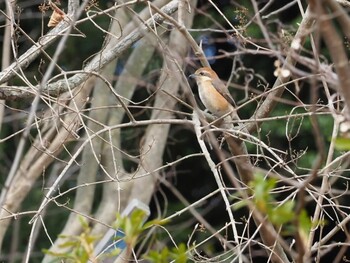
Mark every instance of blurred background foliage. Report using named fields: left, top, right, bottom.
left=0, top=0, right=345, bottom=262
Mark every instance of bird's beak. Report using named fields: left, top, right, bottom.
left=189, top=73, right=196, bottom=79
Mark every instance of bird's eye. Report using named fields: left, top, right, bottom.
left=199, top=72, right=205, bottom=76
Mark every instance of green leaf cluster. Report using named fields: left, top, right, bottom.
left=248, top=174, right=312, bottom=235
left=42, top=217, right=101, bottom=263
left=144, top=243, right=188, bottom=263
left=114, top=209, right=148, bottom=248
left=43, top=209, right=169, bottom=263
left=113, top=209, right=167, bottom=249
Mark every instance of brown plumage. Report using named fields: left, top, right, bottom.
left=190, top=67, right=236, bottom=117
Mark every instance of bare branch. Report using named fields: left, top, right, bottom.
left=0, top=0, right=180, bottom=100
left=247, top=7, right=315, bottom=133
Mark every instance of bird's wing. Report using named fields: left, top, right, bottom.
left=211, top=78, right=237, bottom=107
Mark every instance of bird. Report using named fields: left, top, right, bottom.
left=189, top=67, right=237, bottom=118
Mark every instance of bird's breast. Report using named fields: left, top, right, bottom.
left=198, top=81, right=232, bottom=116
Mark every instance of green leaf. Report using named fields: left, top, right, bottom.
left=58, top=240, right=79, bottom=248
left=78, top=216, right=89, bottom=229
left=249, top=173, right=277, bottom=213
left=144, top=247, right=169, bottom=262
left=124, top=218, right=133, bottom=242
left=268, top=200, right=295, bottom=225
left=144, top=243, right=189, bottom=263
left=334, top=137, right=350, bottom=150
left=105, top=247, right=122, bottom=257
left=171, top=243, right=188, bottom=263
left=161, top=246, right=170, bottom=260
left=232, top=199, right=248, bottom=211
left=42, top=249, right=70, bottom=257
left=144, top=218, right=170, bottom=228
left=250, top=174, right=276, bottom=200
left=298, top=209, right=312, bottom=234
